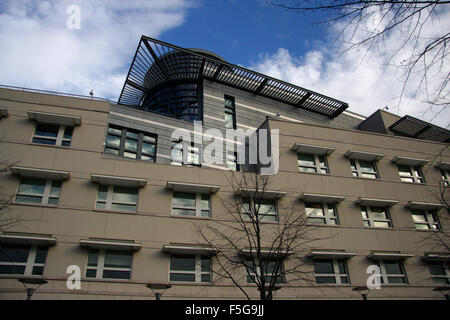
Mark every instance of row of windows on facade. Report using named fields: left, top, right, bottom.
left=14, top=177, right=442, bottom=231
left=0, top=243, right=448, bottom=286
left=31, top=118, right=450, bottom=182
left=298, top=153, right=449, bottom=185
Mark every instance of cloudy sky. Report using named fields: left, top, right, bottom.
left=0, top=0, right=448, bottom=128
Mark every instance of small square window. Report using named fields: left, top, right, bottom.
left=350, top=159, right=379, bottom=179
left=397, top=165, right=425, bottom=184
left=0, top=244, right=48, bottom=276
left=313, top=259, right=350, bottom=284
left=361, top=206, right=392, bottom=228
left=96, top=185, right=138, bottom=212
left=298, top=153, right=329, bottom=174
left=85, top=249, right=132, bottom=280
left=172, top=192, right=211, bottom=217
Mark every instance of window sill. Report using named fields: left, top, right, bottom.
left=12, top=202, right=58, bottom=209
left=298, top=170, right=329, bottom=176
left=92, top=208, right=138, bottom=215
left=306, top=223, right=341, bottom=228
left=170, top=214, right=212, bottom=221
left=351, top=176, right=381, bottom=181
left=168, top=281, right=214, bottom=286
left=82, top=277, right=131, bottom=283
left=29, top=142, right=71, bottom=149
left=363, top=226, right=394, bottom=231
left=101, top=153, right=156, bottom=163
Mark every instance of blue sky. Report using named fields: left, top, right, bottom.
left=0, top=0, right=448, bottom=128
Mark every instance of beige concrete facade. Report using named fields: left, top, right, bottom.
left=0, top=87, right=449, bottom=300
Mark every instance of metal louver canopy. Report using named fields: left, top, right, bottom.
left=118, top=36, right=349, bottom=118
left=389, top=115, right=450, bottom=143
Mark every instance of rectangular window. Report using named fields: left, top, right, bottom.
left=314, top=259, right=350, bottom=284
left=85, top=249, right=132, bottom=280
left=226, top=151, right=240, bottom=171
left=0, top=244, right=48, bottom=276
left=224, top=95, right=236, bottom=129
left=397, top=165, right=425, bottom=183
left=350, top=159, right=379, bottom=179
left=242, top=198, right=278, bottom=222
left=305, top=203, right=339, bottom=225
left=411, top=210, right=440, bottom=230
left=169, top=254, right=211, bottom=283
left=361, top=206, right=392, bottom=228
left=96, top=185, right=138, bottom=212
left=104, top=125, right=157, bottom=162
left=428, top=262, right=450, bottom=285
left=377, top=260, right=408, bottom=284
left=32, top=122, right=74, bottom=147
left=298, top=153, right=329, bottom=174
left=171, top=139, right=201, bottom=167
left=15, top=177, right=61, bottom=206
left=245, top=258, right=285, bottom=284
left=441, top=170, right=450, bottom=186
left=172, top=192, right=211, bottom=217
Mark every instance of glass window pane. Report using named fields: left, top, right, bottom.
left=299, top=166, right=317, bottom=173
left=201, top=194, right=210, bottom=209
left=306, top=203, right=324, bottom=216
left=87, top=250, right=99, bottom=267
left=124, top=139, right=137, bottom=152
left=371, top=207, right=387, bottom=219
left=113, top=187, right=138, bottom=204
left=170, top=255, right=195, bottom=271
left=338, top=260, right=346, bottom=274
left=47, top=197, right=59, bottom=206
left=298, top=154, right=315, bottom=167
left=97, top=185, right=108, bottom=201
left=32, top=266, right=44, bottom=275
left=85, top=269, right=97, bottom=278
left=387, top=276, right=406, bottom=284
left=314, top=260, right=334, bottom=274
left=143, top=135, right=156, bottom=143
left=18, top=178, right=46, bottom=195
left=172, top=208, right=196, bottom=216
left=35, top=123, right=59, bottom=137
left=63, top=126, right=74, bottom=139
left=259, top=200, right=276, bottom=214
left=415, top=223, right=429, bottom=230
left=373, top=221, right=390, bottom=228
left=50, top=181, right=61, bottom=197
left=123, top=151, right=137, bottom=159
left=384, top=262, right=403, bottom=275
left=170, top=273, right=195, bottom=282
left=341, top=276, right=349, bottom=284
left=126, top=131, right=139, bottom=140
left=201, top=274, right=211, bottom=283
left=350, top=159, right=357, bottom=170
left=316, top=276, right=336, bottom=284
left=0, top=265, right=26, bottom=274
left=142, top=142, right=155, bottom=156
left=106, top=135, right=121, bottom=149
left=307, top=217, right=326, bottom=224
left=104, top=147, right=119, bottom=156
left=201, top=256, right=210, bottom=272
left=108, top=127, right=122, bottom=136
left=398, top=165, right=412, bottom=176
left=103, top=270, right=130, bottom=279
left=104, top=251, right=132, bottom=268
left=428, top=263, right=445, bottom=276
left=412, top=213, right=426, bottom=222
left=110, top=203, right=137, bottom=212
left=96, top=201, right=106, bottom=210
left=359, top=161, right=376, bottom=172
left=225, top=113, right=234, bottom=129
left=34, top=246, right=48, bottom=264
left=15, top=195, right=43, bottom=204
left=0, top=244, right=30, bottom=262
left=173, top=192, right=196, bottom=207
left=32, top=137, right=56, bottom=145
left=201, top=210, right=211, bottom=217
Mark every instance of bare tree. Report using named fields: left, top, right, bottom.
left=198, top=171, right=332, bottom=300
left=269, top=0, right=450, bottom=122
left=0, top=160, right=23, bottom=231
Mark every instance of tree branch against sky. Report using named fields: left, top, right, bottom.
left=268, top=0, right=450, bottom=128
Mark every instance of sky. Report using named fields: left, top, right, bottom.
left=0, top=0, right=448, bottom=128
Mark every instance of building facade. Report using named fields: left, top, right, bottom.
left=0, top=37, right=449, bottom=300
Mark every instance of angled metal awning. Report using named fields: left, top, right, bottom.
left=118, top=36, right=349, bottom=118
left=389, top=115, right=450, bottom=143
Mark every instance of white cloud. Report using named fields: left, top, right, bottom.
left=0, top=0, right=191, bottom=101
left=249, top=6, right=450, bottom=129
